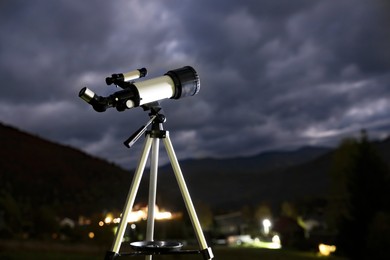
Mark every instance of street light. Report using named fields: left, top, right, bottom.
left=262, top=219, right=271, bottom=235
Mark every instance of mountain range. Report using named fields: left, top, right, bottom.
left=1, top=122, right=389, bottom=217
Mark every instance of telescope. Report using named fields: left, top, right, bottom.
left=77, top=65, right=214, bottom=259
left=79, top=66, right=200, bottom=112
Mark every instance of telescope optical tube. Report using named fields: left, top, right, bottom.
left=79, top=66, right=200, bottom=112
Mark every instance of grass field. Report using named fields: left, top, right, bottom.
left=0, top=241, right=346, bottom=260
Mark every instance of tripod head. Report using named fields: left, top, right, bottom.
left=123, top=103, right=167, bottom=148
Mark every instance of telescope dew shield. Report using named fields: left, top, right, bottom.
left=166, top=66, right=200, bottom=99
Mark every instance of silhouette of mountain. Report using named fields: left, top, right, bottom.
left=1, top=121, right=388, bottom=217
left=157, top=136, right=390, bottom=210
left=0, top=122, right=145, bottom=218
left=156, top=147, right=333, bottom=210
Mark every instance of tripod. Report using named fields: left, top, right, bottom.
left=105, top=107, right=214, bottom=260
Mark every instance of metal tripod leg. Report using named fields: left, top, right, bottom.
left=106, top=135, right=153, bottom=259
left=145, top=137, right=160, bottom=260
left=163, top=132, right=214, bottom=260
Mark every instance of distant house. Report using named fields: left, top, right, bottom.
left=59, top=217, right=75, bottom=229
left=214, top=212, right=248, bottom=236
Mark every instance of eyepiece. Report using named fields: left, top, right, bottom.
left=79, top=87, right=95, bottom=103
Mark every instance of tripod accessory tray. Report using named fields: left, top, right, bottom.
left=119, top=240, right=213, bottom=259
left=130, top=240, right=183, bottom=252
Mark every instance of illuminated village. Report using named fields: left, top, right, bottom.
left=55, top=203, right=337, bottom=257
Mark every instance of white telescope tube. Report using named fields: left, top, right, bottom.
left=129, top=76, right=175, bottom=108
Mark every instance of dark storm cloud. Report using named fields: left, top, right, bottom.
left=1, top=0, right=389, bottom=168
left=0, top=1, right=113, bottom=99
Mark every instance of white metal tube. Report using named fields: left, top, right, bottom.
left=110, top=136, right=153, bottom=253
left=146, top=138, right=160, bottom=237
left=163, top=133, right=210, bottom=251
left=134, top=76, right=175, bottom=105
left=123, top=70, right=142, bottom=81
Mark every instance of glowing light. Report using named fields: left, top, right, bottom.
left=88, top=232, right=95, bottom=239
left=252, top=237, right=281, bottom=249
left=100, top=205, right=175, bottom=226
left=78, top=216, right=91, bottom=226
left=156, top=211, right=172, bottom=220
left=112, top=226, right=118, bottom=234
left=272, top=235, right=281, bottom=244
left=105, top=214, right=113, bottom=224
left=262, top=219, right=272, bottom=235
left=127, top=210, right=147, bottom=223
left=318, top=243, right=336, bottom=256
left=125, top=205, right=174, bottom=222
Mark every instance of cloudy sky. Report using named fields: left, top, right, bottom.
left=1, top=0, right=389, bottom=169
